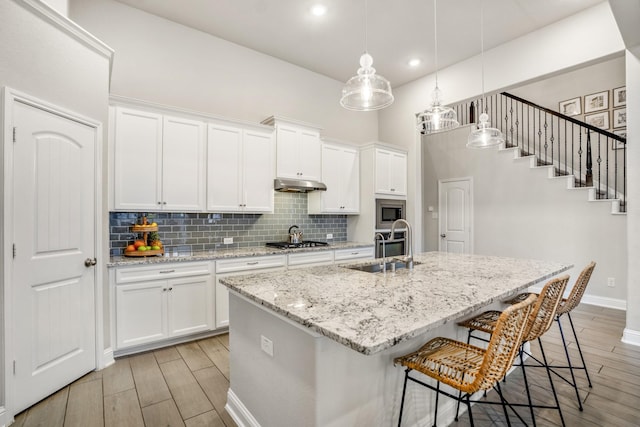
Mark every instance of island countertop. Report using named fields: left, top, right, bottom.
left=220, top=251, right=572, bottom=355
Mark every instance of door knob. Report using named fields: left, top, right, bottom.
left=440, top=234, right=446, bottom=238
left=84, top=258, right=97, bottom=267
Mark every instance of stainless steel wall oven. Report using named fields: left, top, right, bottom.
left=375, top=198, right=406, bottom=231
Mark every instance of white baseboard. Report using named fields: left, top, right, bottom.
left=622, top=328, right=640, bottom=347
left=101, top=347, right=115, bottom=369
left=226, top=389, right=261, bottom=427
left=0, top=406, right=7, bottom=427
left=527, top=286, right=626, bottom=311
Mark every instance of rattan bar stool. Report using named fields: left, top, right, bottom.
left=394, top=294, right=537, bottom=427
left=457, top=275, right=570, bottom=427
left=505, top=262, right=596, bottom=410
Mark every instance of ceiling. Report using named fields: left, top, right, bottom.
left=115, top=0, right=606, bottom=87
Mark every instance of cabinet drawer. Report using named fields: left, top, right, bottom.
left=115, top=261, right=212, bottom=284
left=216, top=255, right=286, bottom=274
left=334, top=247, right=375, bottom=262
left=287, top=251, right=334, bottom=268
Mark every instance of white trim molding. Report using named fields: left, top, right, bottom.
left=527, top=285, right=627, bottom=311
left=622, top=328, right=640, bottom=347
left=226, top=389, right=261, bottom=427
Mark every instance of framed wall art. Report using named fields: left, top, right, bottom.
left=613, top=108, right=627, bottom=129
left=584, top=111, right=609, bottom=131
left=612, top=129, right=626, bottom=150
left=559, top=97, right=581, bottom=116
left=613, top=86, right=626, bottom=107
left=584, top=90, right=609, bottom=113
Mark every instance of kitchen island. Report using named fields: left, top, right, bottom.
left=220, top=252, right=571, bottom=427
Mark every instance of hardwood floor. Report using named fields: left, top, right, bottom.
left=11, top=304, right=640, bottom=426
left=12, top=335, right=236, bottom=427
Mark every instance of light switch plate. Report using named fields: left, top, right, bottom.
left=261, top=335, right=274, bottom=357
left=223, top=237, right=233, bottom=244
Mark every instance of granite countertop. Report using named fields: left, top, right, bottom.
left=107, top=241, right=374, bottom=267
left=220, top=251, right=572, bottom=355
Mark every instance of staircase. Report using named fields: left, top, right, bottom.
left=445, top=92, right=627, bottom=213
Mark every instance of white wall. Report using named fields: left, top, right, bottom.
left=69, top=0, right=378, bottom=144
left=423, top=126, right=627, bottom=305
left=43, top=0, right=68, bottom=16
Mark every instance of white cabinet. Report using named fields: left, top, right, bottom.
left=374, top=148, right=407, bottom=196
left=113, top=262, right=213, bottom=350
left=263, top=116, right=322, bottom=181
left=207, top=123, right=274, bottom=213
left=215, top=255, right=287, bottom=328
left=334, top=247, right=375, bottom=263
left=113, top=106, right=206, bottom=211
left=308, top=142, right=360, bottom=214
left=287, top=251, right=334, bottom=269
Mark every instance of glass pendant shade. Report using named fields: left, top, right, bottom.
left=340, top=52, right=394, bottom=111
left=417, top=86, right=460, bottom=133
left=467, top=112, right=505, bottom=148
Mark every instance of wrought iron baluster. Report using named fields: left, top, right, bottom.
left=578, top=129, right=584, bottom=187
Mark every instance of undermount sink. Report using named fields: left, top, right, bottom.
left=346, top=260, right=421, bottom=273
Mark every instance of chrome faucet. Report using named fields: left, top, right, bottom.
left=374, top=232, right=387, bottom=272
left=390, top=219, right=413, bottom=269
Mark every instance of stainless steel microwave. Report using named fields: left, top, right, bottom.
left=375, top=198, right=406, bottom=230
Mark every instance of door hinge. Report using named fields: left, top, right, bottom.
left=13, top=360, right=16, bottom=375
left=13, top=127, right=16, bottom=143
left=13, top=243, right=16, bottom=259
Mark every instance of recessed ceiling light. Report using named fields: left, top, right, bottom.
left=408, top=58, right=421, bottom=67
left=311, top=4, right=327, bottom=16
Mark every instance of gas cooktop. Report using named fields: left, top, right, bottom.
left=265, top=241, right=329, bottom=249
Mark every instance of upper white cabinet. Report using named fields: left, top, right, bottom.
left=308, top=142, right=360, bottom=214
left=113, top=106, right=206, bottom=211
left=262, top=116, right=322, bottom=181
left=207, top=123, right=274, bottom=213
left=374, top=148, right=407, bottom=196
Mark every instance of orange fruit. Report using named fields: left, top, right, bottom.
left=134, top=240, right=145, bottom=248
left=125, top=244, right=136, bottom=252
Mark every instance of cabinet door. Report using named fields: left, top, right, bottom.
left=113, top=107, right=163, bottom=210
left=275, top=124, right=300, bottom=179
left=167, top=276, right=212, bottom=337
left=116, top=281, right=167, bottom=349
left=319, top=144, right=344, bottom=212
left=299, top=129, right=321, bottom=180
left=207, top=124, right=242, bottom=211
left=389, top=151, right=407, bottom=196
left=162, top=116, right=206, bottom=211
left=374, top=148, right=392, bottom=194
left=341, top=147, right=360, bottom=212
left=243, top=129, right=274, bottom=212
left=215, top=278, right=229, bottom=329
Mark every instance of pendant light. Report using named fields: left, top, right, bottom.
left=417, top=0, right=459, bottom=134
left=467, top=0, right=505, bottom=148
left=340, top=0, right=394, bottom=111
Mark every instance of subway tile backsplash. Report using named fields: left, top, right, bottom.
left=109, top=192, right=347, bottom=256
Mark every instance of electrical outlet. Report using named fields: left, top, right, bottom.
left=223, top=237, right=233, bottom=244
left=326, top=233, right=333, bottom=239
left=260, top=335, right=274, bottom=357
left=607, top=277, right=615, bottom=287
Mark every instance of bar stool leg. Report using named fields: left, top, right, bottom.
left=567, top=312, right=593, bottom=388
left=519, top=345, right=536, bottom=426
left=432, top=380, right=440, bottom=427
left=465, top=392, right=475, bottom=427
left=556, top=315, right=584, bottom=410
left=495, top=381, right=511, bottom=427
left=397, top=369, right=410, bottom=427
left=539, top=337, right=566, bottom=427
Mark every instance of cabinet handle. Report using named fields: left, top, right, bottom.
left=246, top=261, right=259, bottom=265
left=157, top=201, right=162, bottom=205
left=390, top=188, right=396, bottom=192
left=163, top=288, right=167, bottom=292
left=159, top=269, right=175, bottom=274
left=163, top=201, right=167, bottom=205
left=168, top=287, right=173, bottom=291
left=352, top=252, right=359, bottom=255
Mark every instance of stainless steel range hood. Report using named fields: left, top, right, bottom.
left=274, top=178, right=327, bottom=192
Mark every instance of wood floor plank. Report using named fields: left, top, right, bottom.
left=192, top=367, right=236, bottom=427
left=184, top=410, right=226, bottom=427
left=160, top=358, right=214, bottom=420
left=103, top=388, right=144, bottom=427
left=176, top=341, right=214, bottom=372
left=64, top=379, right=103, bottom=427
left=102, top=357, right=135, bottom=396
left=141, top=399, right=186, bottom=427
left=129, top=352, right=172, bottom=407
left=154, top=346, right=182, bottom=364
left=22, top=387, right=68, bottom=427
left=217, top=334, right=230, bottom=350
left=198, top=337, right=230, bottom=380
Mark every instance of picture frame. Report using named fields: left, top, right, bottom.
left=558, top=97, right=581, bottom=116
left=612, top=108, right=626, bottom=129
left=584, top=111, right=609, bottom=131
left=613, top=86, right=626, bottom=107
left=584, top=90, right=609, bottom=113
left=612, top=129, right=626, bottom=150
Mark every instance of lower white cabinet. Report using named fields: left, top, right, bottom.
left=114, top=262, right=214, bottom=350
left=334, top=247, right=375, bottom=263
left=215, top=255, right=287, bottom=328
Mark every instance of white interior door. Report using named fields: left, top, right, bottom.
left=11, top=100, right=97, bottom=413
left=438, top=178, right=472, bottom=253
